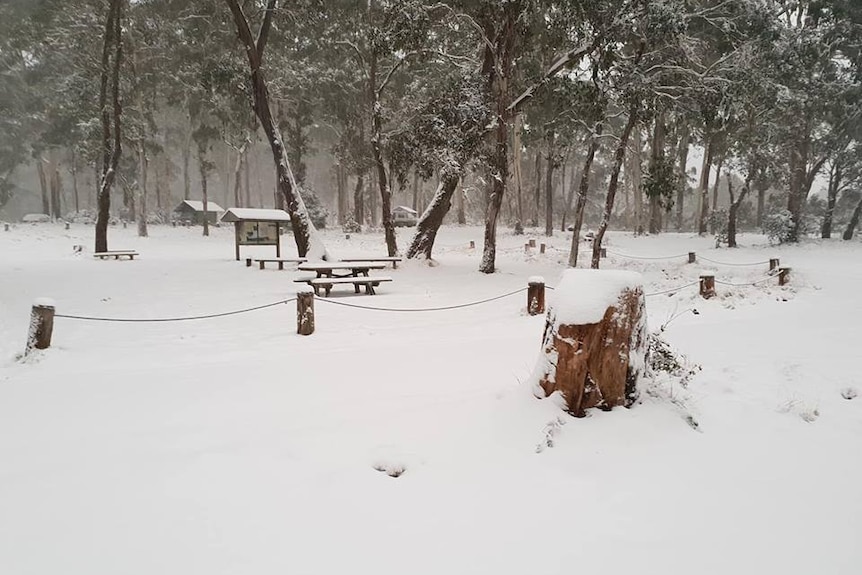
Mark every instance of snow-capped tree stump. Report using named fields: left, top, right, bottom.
left=527, top=277, right=545, bottom=316
left=699, top=274, right=716, bottom=298
left=296, top=290, right=314, bottom=335
left=778, top=267, right=791, bottom=286
left=533, top=270, right=646, bottom=417
left=26, top=300, right=55, bottom=354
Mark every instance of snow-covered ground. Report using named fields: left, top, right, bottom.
left=1, top=223, right=860, bottom=574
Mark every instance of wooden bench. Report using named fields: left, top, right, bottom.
left=307, top=276, right=393, bottom=296
left=94, top=251, right=138, bottom=260
left=246, top=257, right=307, bottom=270
left=339, top=256, right=402, bottom=269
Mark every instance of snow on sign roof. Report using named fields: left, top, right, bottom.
left=552, top=269, right=642, bottom=325
left=220, top=208, right=292, bottom=223
left=178, top=200, right=224, bottom=213
left=394, top=205, right=418, bottom=214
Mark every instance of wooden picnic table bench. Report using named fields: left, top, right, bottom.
left=94, top=250, right=138, bottom=260
left=297, top=261, right=388, bottom=279
left=339, top=256, right=402, bottom=268
left=246, top=257, right=307, bottom=270
left=308, top=276, right=393, bottom=297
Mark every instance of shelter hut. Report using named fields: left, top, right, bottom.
left=173, top=200, right=224, bottom=226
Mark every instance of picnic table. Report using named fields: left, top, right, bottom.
left=296, top=261, right=391, bottom=296
left=246, top=257, right=307, bottom=270
left=338, top=256, right=402, bottom=269
left=94, top=250, right=138, bottom=260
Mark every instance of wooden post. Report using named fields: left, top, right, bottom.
left=4, top=223, right=9, bottom=231
left=64, top=222, right=70, bottom=230
left=527, top=278, right=545, bottom=316
left=469, top=240, right=475, bottom=249
left=688, top=252, right=696, bottom=264
left=600, top=247, right=607, bottom=258
left=778, top=267, right=791, bottom=286
left=275, top=222, right=281, bottom=258
left=296, top=290, right=315, bottom=335
left=770, top=258, right=780, bottom=272
left=26, top=302, right=55, bottom=353
left=123, top=221, right=127, bottom=229
left=246, top=257, right=252, bottom=267
left=540, top=243, right=546, bottom=254
left=345, top=234, right=351, bottom=240
left=234, top=222, right=241, bottom=261
left=524, top=243, right=530, bottom=253
left=529, top=238, right=536, bottom=248
left=699, top=275, right=716, bottom=299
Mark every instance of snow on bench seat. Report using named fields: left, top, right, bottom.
left=307, top=276, right=393, bottom=296
left=93, top=251, right=138, bottom=260
left=245, top=257, right=307, bottom=269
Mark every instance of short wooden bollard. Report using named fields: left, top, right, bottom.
left=770, top=258, right=780, bottom=272
left=123, top=221, right=127, bottom=229
left=600, top=247, right=607, bottom=258
left=64, top=222, right=70, bottom=230
left=345, top=234, right=350, bottom=240
left=26, top=302, right=55, bottom=353
left=245, top=257, right=253, bottom=267
left=688, top=252, right=696, bottom=264
left=699, top=275, right=716, bottom=299
left=527, top=278, right=545, bottom=316
left=529, top=238, right=536, bottom=248
left=5, top=223, right=11, bottom=231
left=539, top=243, right=546, bottom=254
left=172, top=221, right=177, bottom=227
left=469, top=240, right=475, bottom=249
left=524, top=243, right=530, bottom=253
left=296, top=290, right=315, bottom=335
left=778, top=267, right=791, bottom=286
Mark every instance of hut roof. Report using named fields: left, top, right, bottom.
left=175, top=200, right=225, bottom=213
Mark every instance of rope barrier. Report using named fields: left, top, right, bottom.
left=606, top=249, right=689, bottom=261
left=313, top=288, right=527, bottom=312
left=714, top=275, right=776, bottom=287
left=54, top=298, right=296, bottom=323
left=697, top=255, right=770, bottom=267
left=644, top=281, right=701, bottom=297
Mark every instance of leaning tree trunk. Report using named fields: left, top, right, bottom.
left=406, top=172, right=461, bottom=259
left=593, top=103, right=638, bottom=269
left=843, top=196, right=862, bottom=240
left=225, top=0, right=327, bottom=259
left=727, top=168, right=751, bottom=249
left=697, top=134, right=713, bottom=235
left=568, top=122, right=602, bottom=267
left=95, top=0, right=123, bottom=253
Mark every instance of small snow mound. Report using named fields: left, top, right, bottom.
left=841, top=387, right=857, bottom=400
left=528, top=275, right=545, bottom=284
left=33, top=297, right=56, bottom=308
left=373, top=461, right=405, bottom=478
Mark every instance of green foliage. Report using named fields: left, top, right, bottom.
left=643, top=154, right=677, bottom=210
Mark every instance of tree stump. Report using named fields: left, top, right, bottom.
left=699, top=274, right=716, bottom=298
left=527, top=277, right=545, bottom=316
left=529, top=238, right=536, bottom=248
left=778, top=267, right=791, bottom=286
left=26, top=301, right=55, bottom=354
left=539, top=243, right=546, bottom=254
left=533, top=270, right=646, bottom=417
left=296, top=290, right=315, bottom=335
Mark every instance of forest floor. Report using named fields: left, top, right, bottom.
left=1, top=222, right=860, bottom=574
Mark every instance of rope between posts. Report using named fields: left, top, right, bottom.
left=644, top=281, right=701, bottom=297
left=606, top=249, right=689, bottom=261
left=54, top=298, right=296, bottom=322
left=698, top=255, right=770, bottom=267
left=714, top=275, right=777, bottom=287
left=313, top=287, right=527, bottom=312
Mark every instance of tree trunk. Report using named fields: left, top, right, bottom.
left=560, top=164, right=579, bottom=233
left=406, top=173, right=461, bottom=259
left=568, top=122, right=602, bottom=267
left=225, top=0, right=327, bottom=259
left=533, top=150, right=542, bottom=227
left=37, top=160, right=50, bottom=216
left=593, top=103, right=638, bottom=269
left=821, top=162, right=841, bottom=239
left=756, top=179, right=766, bottom=228
left=198, top=148, right=209, bottom=237
left=513, top=113, right=524, bottom=227
left=368, top=50, right=398, bottom=256
left=95, top=0, right=123, bottom=253
left=675, top=122, right=690, bottom=231
left=369, top=170, right=379, bottom=227
left=697, top=134, right=713, bottom=235
left=647, top=109, right=666, bottom=235
left=842, top=196, right=862, bottom=240
left=71, top=148, right=80, bottom=214
left=544, top=130, right=555, bottom=236
left=631, top=128, right=644, bottom=235
left=727, top=166, right=752, bottom=249
left=411, top=169, right=419, bottom=214
left=137, top=139, right=148, bottom=237
left=183, top=123, right=191, bottom=200
left=244, top=143, right=252, bottom=208
left=233, top=141, right=247, bottom=208
left=50, top=166, right=62, bottom=221
left=353, top=173, right=365, bottom=226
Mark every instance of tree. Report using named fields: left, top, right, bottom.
left=224, top=0, right=327, bottom=259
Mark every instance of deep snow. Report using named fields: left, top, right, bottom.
left=1, top=223, right=860, bottom=574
